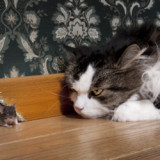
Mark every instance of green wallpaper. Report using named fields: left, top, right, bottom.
left=0, top=0, right=160, bottom=78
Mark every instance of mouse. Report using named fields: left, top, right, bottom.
left=0, top=102, right=18, bottom=127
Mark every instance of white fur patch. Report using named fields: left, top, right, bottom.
left=128, top=93, right=140, bottom=101
left=112, top=100, right=160, bottom=122
left=139, top=47, right=160, bottom=102
left=72, top=64, right=95, bottom=93
left=75, top=93, right=110, bottom=118
left=71, top=93, right=110, bottom=118
left=70, top=64, right=110, bottom=118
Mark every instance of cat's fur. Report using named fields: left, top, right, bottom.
left=63, top=23, right=160, bottom=121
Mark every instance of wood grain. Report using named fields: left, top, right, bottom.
left=0, top=116, right=160, bottom=160
left=0, top=74, right=64, bottom=121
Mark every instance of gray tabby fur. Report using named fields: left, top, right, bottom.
left=63, top=23, right=160, bottom=121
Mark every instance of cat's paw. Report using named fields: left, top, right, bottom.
left=112, top=100, right=160, bottom=122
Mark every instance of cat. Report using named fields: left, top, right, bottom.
left=63, top=23, right=160, bottom=122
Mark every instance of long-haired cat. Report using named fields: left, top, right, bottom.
left=63, top=23, right=160, bottom=122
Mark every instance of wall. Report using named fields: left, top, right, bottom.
left=0, top=0, right=160, bottom=78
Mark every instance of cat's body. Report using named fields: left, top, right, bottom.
left=64, top=23, right=160, bottom=121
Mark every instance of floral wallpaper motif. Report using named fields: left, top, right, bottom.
left=52, top=0, right=101, bottom=47
left=0, top=0, right=160, bottom=78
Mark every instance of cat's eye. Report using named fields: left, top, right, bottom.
left=92, top=89, right=103, bottom=96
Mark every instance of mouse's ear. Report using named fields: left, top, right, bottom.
left=117, top=44, right=147, bottom=69
left=12, top=103, right=16, bottom=109
left=0, top=103, right=4, bottom=114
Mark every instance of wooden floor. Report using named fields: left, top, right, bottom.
left=1, top=116, right=160, bottom=160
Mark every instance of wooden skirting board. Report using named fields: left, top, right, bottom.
left=0, top=73, right=72, bottom=121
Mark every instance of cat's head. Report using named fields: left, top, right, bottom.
left=64, top=43, right=147, bottom=118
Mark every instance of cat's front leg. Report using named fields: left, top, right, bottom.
left=112, top=100, right=160, bottom=122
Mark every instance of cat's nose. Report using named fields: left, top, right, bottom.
left=74, top=106, right=84, bottom=112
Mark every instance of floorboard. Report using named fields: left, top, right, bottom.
left=0, top=116, right=160, bottom=160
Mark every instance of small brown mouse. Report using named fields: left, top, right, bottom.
left=0, top=102, right=18, bottom=127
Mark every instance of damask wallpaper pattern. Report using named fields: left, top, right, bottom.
left=0, top=0, right=160, bottom=78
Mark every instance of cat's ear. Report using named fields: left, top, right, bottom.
left=117, top=44, right=147, bottom=69
left=62, top=44, right=78, bottom=61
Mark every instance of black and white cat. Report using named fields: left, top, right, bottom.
left=63, top=23, right=160, bottom=122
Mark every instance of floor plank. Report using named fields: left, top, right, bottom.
left=0, top=116, right=160, bottom=160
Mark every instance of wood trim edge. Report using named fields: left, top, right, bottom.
left=0, top=73, right=64, bottom=121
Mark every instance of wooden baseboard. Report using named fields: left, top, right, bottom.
left=0, top=73, right=65, bottom=121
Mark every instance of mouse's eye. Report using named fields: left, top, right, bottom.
left=92, top=89, right=103, bottom=96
